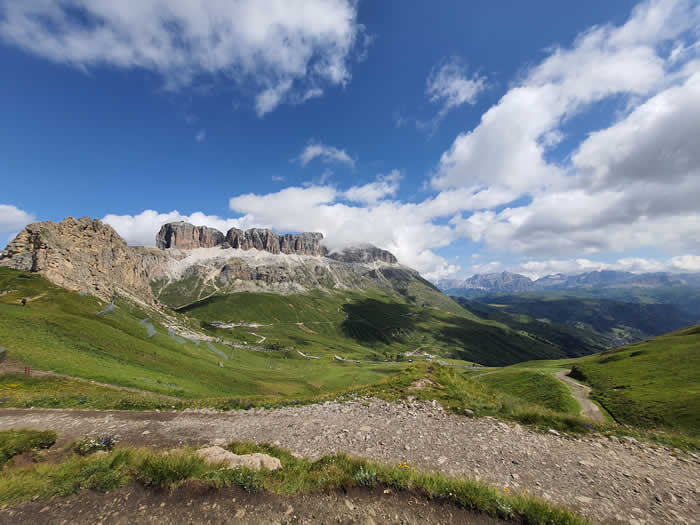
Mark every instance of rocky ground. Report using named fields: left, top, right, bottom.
left=1, top=400, right=698, bottom=525
left=0, top=484, right=502, bottom=525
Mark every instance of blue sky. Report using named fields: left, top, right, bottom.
left=1, top=0, right=699, bottom=280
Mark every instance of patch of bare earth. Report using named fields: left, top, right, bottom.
left=0, top=485, right=502, bottom=525
left=0, top=400, right=698, bottom=524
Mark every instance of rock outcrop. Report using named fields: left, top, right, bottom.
left=156, top=222, right=225, bottom=250
left=0, top=217, right=154, bottom=303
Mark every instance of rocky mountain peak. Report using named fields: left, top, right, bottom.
left=0, top=217, right=155, bottom=303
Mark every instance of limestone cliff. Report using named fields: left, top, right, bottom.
left=156, top=222, right=225, bottom=250
left=0, top=217, right=155, bottom=303
left=1, top=218, right=412, bottom=307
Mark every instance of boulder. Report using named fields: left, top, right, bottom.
left=195, top=446, right=282, bottom=471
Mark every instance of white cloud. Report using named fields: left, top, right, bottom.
left=0, top=204, right=34, bottom=234
left=102, top=210, right=252, bottom=247
left=296, top=142, right=354, bottom=167
left=431, top=0, right=698, bottom=193
left=0, top=0, right=363, bottom=116
left=271, top=175, right=285, bottom=182
left=426, top=58, right=486, bottom=118
left=342, top=170, right=402, bottom=205
left=195, top=129, right=206, bottom=143
left=436, top=0, right=700, bottom=261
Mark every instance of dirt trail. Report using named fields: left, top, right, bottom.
left=1, top=400, right=698, bottom=524
left=0, top=484, right=502, bottom=525
left=555, top=370, right=605, bottom=423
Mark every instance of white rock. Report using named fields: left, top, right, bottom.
left=195, top=446, right=281, bottom=471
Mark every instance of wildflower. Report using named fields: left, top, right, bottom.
left=504, top=487, right=509, bottom=493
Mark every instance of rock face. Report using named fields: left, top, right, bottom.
left=225, top=228, right=325, bottom=257
left=0, top=217, right=154, bottom=303
left=158, top=221, right=389, bottom=261
left=1, top=218, right=406, bottom=306
left=327, top=245, right=397, bottom=264
left=156, top=222, right=225, bottom=250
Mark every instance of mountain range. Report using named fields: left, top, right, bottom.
left=438, top=270, right=700, bottom=295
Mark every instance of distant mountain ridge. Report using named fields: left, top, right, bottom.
left=438, top=270, right=700, bottom=295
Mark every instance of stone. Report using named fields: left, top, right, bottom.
left=548, top=429, right=560, bottom=436
left=195, top=446, right=282, bottom=471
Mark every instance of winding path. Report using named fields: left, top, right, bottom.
left=555, top=369, right=605, bottom=423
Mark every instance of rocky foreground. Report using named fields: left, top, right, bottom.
left=1, top=400, right=697, bottom=524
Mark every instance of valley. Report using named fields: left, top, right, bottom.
left=1, top=218, right=699, bottom=525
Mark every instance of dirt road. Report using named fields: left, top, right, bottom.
left=555, top=370, right=605, bottom=423
left=1, top=400, right=697, bottom=524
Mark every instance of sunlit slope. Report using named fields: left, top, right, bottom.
left=179, top=289, right=573, bottom=366
left=0, top=268, right=402, bottom=399
left=568, top=325, right=700, bottom=434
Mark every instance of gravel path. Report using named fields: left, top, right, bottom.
left=555, top=370, right=605, bottom=423
left=1, top=400, right=698, bottom=525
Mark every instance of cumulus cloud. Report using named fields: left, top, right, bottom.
left=296, top=142, right=355, bottom=167
left=0, top=204, right=35, bottom=249
left=438, top=0, right=700, bottom=261
left=342, top=170, right=402, bottom=204
left=0, top=0, right=363, bottom=116
left=426, top=58, right=486, bottom=118
left=0, top=204, right=34, bottom=234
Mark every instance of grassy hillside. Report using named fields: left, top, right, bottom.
left=476, top=369, right=581, bottom=414
left=0, top=268, right=405, bottom=401
left=181, top=289, right=576, bottom=366
left=568, top=325, right=700, bottom=434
